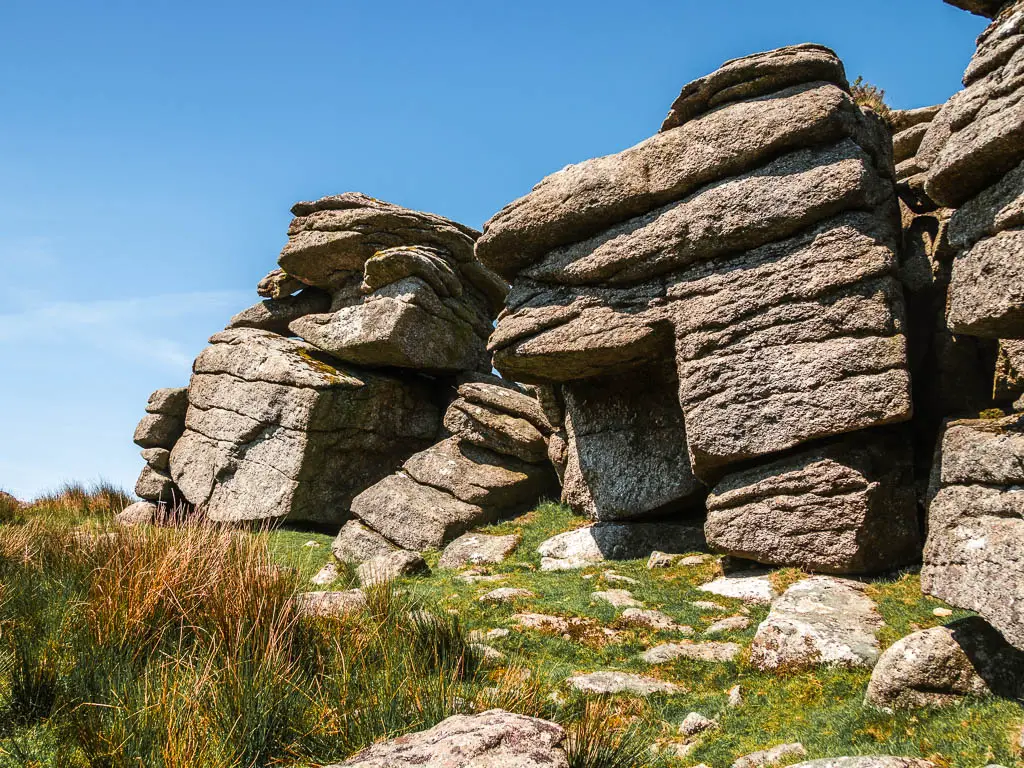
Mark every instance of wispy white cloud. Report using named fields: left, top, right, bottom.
left=0, top=290, right=252, bottom=369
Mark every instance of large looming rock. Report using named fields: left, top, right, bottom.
left=170, top=328, right=439, bottom=525
left=923, top=414, right=1024, bottom=649
left=343, top=375, right=557, bottom=550
left=278, top=193, right=506, bottom=374
left=918, top=3, right=1024, bottom=339
left=705, top=432, right=920, bottom=574
left=476, top=44, right=909, bottom=530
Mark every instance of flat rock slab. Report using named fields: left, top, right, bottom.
left=439, top=533, right=520, bottom=569
left=591, top=589, right=642, bottom=609
left=698, top=572, right=779, bottom=605
left=866, top=616, right=1024, bottom=710
left=564, top=671, right=681, bottom=696
left=513, top=613, right=621, bottom=645
left=642, top=641, right=742, bottom=664
left=537, top=523, right=706, bottom=571
left=703, top=616, right=752, bottom=636
left=330, top=709, right=568, bottom=768
left=750, top=576, right=883, bottom=670
left=618, top=608, right=693, bottom=634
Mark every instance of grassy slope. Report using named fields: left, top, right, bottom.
left=280, top=502, right=1024, bottom=767
left=0, top=489, right=1020, bottom=767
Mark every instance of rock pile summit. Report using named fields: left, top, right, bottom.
left=128, top=0, right=1024, bottom=690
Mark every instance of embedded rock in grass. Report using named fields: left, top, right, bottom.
left=227, top=288, right=331, bottom=336
left=641, top=641, right=742, bottom=664
left=679, top=712, right=719, bottom=738
left=703, top=616, right=752, bottom=636
left=791, top=760, right=937, bottom=768
left=923, top=413, right=1024, bottom=649
left=537, top=523, right=706, bottom=571
left=332, top=520, right=398, bottom=564
left=733, top=743, right=807, bottom=768
left=479, top=587, right=535, bottom=604
left=865, top=616, right=1024, bottom=709
left=591, top=589, right=642, bottom=609
left=698, top=571, right=779, bottom=605
left=514, top=613, right=622, bottom=644
left=749, top=576, right=884, bottom=670
left=705, top=432, right=920, bottom=574
left=564, top=671, right=681, bottom=696
left=311, top=562, right=341, bottom=586
left=170, top=328, right=439, bottom=526
left=560, top=365, right=704, bottom=520
left=618, top=608, right=693, bottom=634
left=438, top=533, right=520, bottom=569
left=294, top=590, right=367, bottom=618
left=356, top=550, right=429, bottom=587
left=115, top=501, right=157, bottom=526
left=330, top=709, right=568, bottom=768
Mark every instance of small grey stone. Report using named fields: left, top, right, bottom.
left=333, top=520, right=399, bottom=564
left=679, top=712, right=719, bottom=738
left=703, top=616, right=752, bottom=637
left=537, top=523, right=706, bottom=571
left=790, top=759, right=937, bottom=768
left=698, top=572, right=779, bottom=605
left=295, top=590, right=367, bottom=618
left=591, top=589, right=642, bottom=609
left=733, top=743, right=807, bottom=768
left=618, top=608, right=693, bottom=634
left=310, top=562, right=341, bottom=586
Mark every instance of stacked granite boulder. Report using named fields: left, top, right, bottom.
left=336, top=374, right=557, bottom=554
left=131, top=387, right=188, bottom=507
left=128, top=194, right=528, bottom=529
left=915, top=0, right=1024, bottom=652
left=475, top=44, right=920, bottom=573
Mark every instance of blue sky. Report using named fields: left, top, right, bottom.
left=0, top=1, right=987, bottom=499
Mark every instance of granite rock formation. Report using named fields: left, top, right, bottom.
left=474, top=44, right=913, bottom=574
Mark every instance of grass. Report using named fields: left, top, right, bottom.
left=0, top=492, right=1020, bottom=767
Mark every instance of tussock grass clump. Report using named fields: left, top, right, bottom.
left=851, top=76, right=892, bottom=126
left=0, top=516, right=543, bottom=767
left=28, top=481, right=131, bottom=524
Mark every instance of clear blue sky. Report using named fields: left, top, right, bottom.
left=0, top=0, right=986, bottom=499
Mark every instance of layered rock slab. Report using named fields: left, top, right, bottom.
left=922, top=413, right=1024, bottom=649
left=169, top=328, right=439, bottom=525
left=705, top=432, right=920, bottom=574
